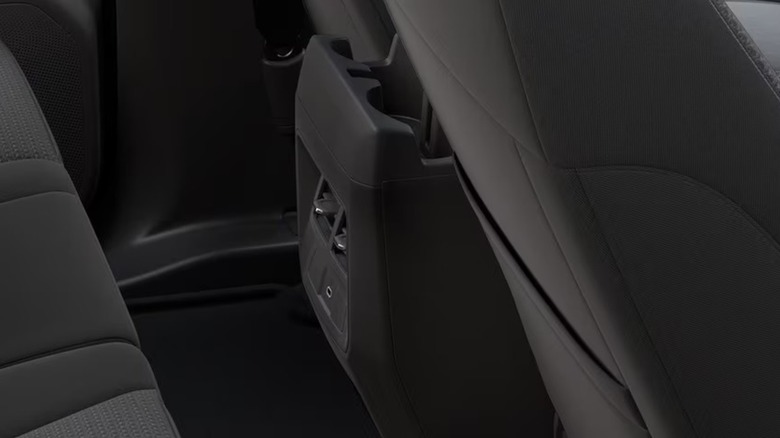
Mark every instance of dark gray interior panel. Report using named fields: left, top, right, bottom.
left=296, top=36, right=554, bottom=438
left=105, top=0, right=301, bottom=298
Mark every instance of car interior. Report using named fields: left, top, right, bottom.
left=0, top=0, right=779, bottom=437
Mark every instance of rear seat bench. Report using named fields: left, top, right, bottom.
left=0, top=39, right=177, bottom=438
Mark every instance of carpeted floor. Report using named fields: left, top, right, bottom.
left=132, top=288, right=378, bottom=437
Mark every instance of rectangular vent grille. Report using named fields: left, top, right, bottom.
left=313, top=178, right=348, bottom=272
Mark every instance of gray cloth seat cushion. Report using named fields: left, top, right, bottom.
left=19, top=390, right=174, bottom=438
left=0, top=38, right=178, bottom=438
left=1, top=343, right=175, bottom=438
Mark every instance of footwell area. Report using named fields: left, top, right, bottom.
left=131, top=288, right=377, bottom=437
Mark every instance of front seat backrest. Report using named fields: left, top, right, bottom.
left=384, top=0, right=780, bottom=436
left=304, top=0, right=395, bottom=61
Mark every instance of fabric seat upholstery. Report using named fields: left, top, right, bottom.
left=384, top=0, right=780, bottom=436
left=0, top=39, right=178, bottom=438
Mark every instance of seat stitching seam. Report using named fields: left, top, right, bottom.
left=0, top=339, right=139, bottom=373
left=457, top=160, right=648, bottom=430
left=337, top=0, right=366, bottom=53
left=492, top=4, right=652, bottom=417
left=385, top=0, right=545, bottom=161
left=513, top=142, right=625, bottom=384
left=575, top=165, right=780, bottom=256
left=366, top=0, right=395, bottom=43
left=0, top=189, right=76, bottom=207
left=509, top=151, right=652, bottom=428
left=508, top=231, right=649, bottom=432
left=496, top=0, right=551, bottom=162
left=574, top=170, right=700, bottom=438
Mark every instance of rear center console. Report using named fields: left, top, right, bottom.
left=296, top=36, right=553, bottom=437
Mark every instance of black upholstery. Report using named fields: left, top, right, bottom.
left=385, top=0, right=780, bottom=436
left=0, top=39, right=177, bottom=437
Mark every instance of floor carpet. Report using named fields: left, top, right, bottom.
left=132, top=288, right=378, bottom=437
